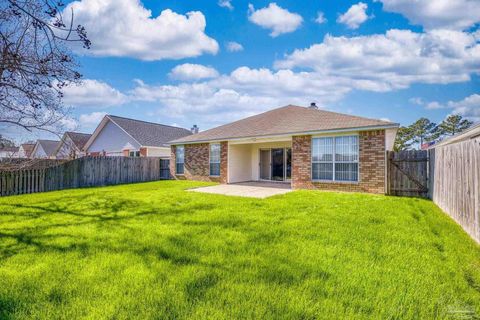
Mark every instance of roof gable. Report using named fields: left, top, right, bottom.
left=107, top=115, right=192, bottom=147
left=53, top=132, right=92, bottom=156
left=171, top=105, right=398, bottom=144
left=20, top=143, right=35, bottom=157
left=37, top=140, right=60, bottom=157
left=66, top=132, right=92, bottom=150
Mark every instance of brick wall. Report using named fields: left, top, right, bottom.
left=140, top=147, right=147, bottom=157
left=292, top=130, right=386, bottom=194
left=170, top=142, right=228, bottom=183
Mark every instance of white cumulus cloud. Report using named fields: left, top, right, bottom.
left=62, top=79, right=128, bottom=108
left=129, top=67, right=351, bottom=126
left=63, top=0, right=219, bottom=60
left=248, top=3, right=303, bottom=37
left=169, top=64, right=219, bottom=81
left=337, top=2, right=370, bottom=29
left=226, top=41, right=244, bottom=52
left=377, top=0, right=480, bottom=30
left=79, top=112, right=108, bottom=127
left=275, top=29, right=480, bottom=91
left=59, top=117, right=79, bottom=131
left=421, top=94, right=480, bottom=121
left=315, top=12, right=327, bottom=24
left=218, top=0, right=233, bottom=10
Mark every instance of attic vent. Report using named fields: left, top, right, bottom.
left=309, top=102, right=318, bottom=109
left=191, top=124, right=199, bottom=134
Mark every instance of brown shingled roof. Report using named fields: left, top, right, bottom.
left=66, top=132, right=92, bottom=150
left=170, top=105, right=398, bottom=144
left=20, top=144, right=35, bottom=158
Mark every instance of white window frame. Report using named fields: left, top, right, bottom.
left=311, top=135, right=359, bottom=183
left=175, top=145, right=185, bottom=175
left=129, top=150, right=140, bottom=157
left=209, top=143, right=221, bottom=177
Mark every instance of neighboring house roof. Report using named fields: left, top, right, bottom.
left=0, top=146, right=19, bottom=153
left=52, top=132, right=92, bottom=157
left=171, top=105, right=399, bottom=144
left=67, top=132, right=92, bottom=150
left=433, top=122, right=480, bottom=148
left=33, top=140, right=60, bottom=157
left=20, top=144, right=35, bottom=157
left=84, top=115, right=192, bottom=150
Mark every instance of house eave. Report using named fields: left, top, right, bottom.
left=169, top=123, right=400, bottom=145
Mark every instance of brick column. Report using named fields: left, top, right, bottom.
left=123, top=149, right=129, bottom=157
left=359, top=130, right=386, bottom=194
left=140, top=147, right=148, bottom=157
left=220, top=141, right=228, bottom=184
left=292, top=135, right=313, bottom=189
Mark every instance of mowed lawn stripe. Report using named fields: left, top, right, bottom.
left=0, top=180, right=479, bottom=319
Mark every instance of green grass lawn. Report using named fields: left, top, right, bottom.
left=0, top=181, right=479, bottom=319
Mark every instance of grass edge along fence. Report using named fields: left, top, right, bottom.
left=0, top=156, right=165, bottom=196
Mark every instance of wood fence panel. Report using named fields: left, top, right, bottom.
left=387, top=150, right=429, bottom=197
left=430, top=138, right=480, bottom=243
left=0, top=156, right=164, bottom=197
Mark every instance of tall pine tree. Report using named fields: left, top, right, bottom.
left=408, top=118, right=438, bottom=147
left=393, top=127, right=413, bottom=151
left=437, top=115, right=473, bottom=136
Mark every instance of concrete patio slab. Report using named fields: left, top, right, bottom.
left=188, top=182, right=292, bottom=199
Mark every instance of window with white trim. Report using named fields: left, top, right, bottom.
left=312, top=136, right=359, bottom=182
left=175, top=145, right=184, bottom=174
left=209, top=143, right=221, bottom=176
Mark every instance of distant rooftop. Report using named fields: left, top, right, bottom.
left=107, top=115, right=192, bottom=147
left=65, top=132, right=92, bottom=149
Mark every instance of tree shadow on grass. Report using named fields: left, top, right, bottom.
left=0, top=295, right=18, bottom=320
left=0, top=194, right=219, bottom=262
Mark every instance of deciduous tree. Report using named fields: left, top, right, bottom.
left=0, top=0, right=90, bottom=133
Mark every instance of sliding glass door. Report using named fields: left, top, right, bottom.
left=271, top=148, right=284, bottom=181
left=259, top=149, right=271, bottom=180
left=259, top=148, right=292, bottom=181
left=285, top=148, right=292, bottom=180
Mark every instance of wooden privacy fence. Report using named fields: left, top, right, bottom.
left=429, top=138, right=480, bottom=243
left=386, top=150, right=429, bottom=198
left=387, top=139, right=480, bottom=243
left=0, top=156, right=167, bottom=196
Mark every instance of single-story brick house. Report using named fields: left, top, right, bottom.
left=169, top=105, right=399, bottom=194
left=84, top=115, right=192, bottom=158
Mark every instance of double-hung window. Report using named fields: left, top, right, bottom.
left=312, top=136, right=359, bottom=182
left=209, top=143, right=221, bottom=176
left=175, top=145, right=184, bottom=175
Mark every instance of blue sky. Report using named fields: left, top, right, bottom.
left=7, top=0, right=480, bottom=141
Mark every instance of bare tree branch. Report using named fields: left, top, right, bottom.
left=0, top=0, right=90, bottom=135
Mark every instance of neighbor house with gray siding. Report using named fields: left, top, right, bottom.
left=84, top=115, right=192, bottom=158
